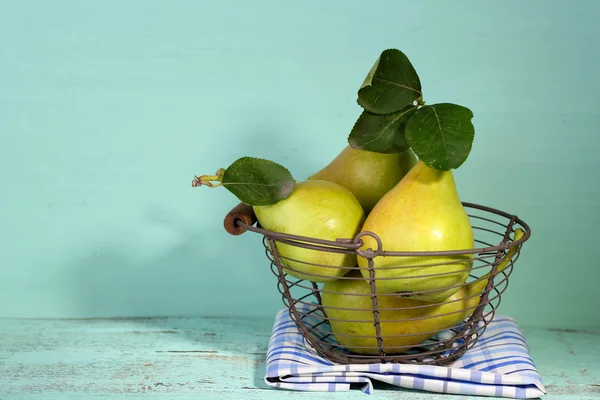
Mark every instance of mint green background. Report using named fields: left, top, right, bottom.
left=1, top=1, right=598, bottom=329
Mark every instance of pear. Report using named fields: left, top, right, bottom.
left=321, top=229, right=523, bottom=355
left=357, top=160, right=475, bottom=302
left=308, top=146, right=417, bottom=213
left=254, top=179, right=365, bottom=283
left=321, top=270, right=479, bottom=354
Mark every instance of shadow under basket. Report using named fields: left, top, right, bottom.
left=223, top=201, right=531, bottom=366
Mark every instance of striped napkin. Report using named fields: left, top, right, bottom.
left=265, top=304, right=546, bottom=398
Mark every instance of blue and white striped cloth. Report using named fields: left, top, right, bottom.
left=265, top=304, right=546, bottom=398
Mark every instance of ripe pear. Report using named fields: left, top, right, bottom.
left=308, top=146, right=417, bottom=213
left=254, top=179, right=365, bottom=283
left=321, top=270, right=478, bottom=354
left=357, top=160, right=475, bottom=302
left=321, top=229, right=524, bottom=355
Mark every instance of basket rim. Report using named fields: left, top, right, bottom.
left=235, top=201, right=531, bottom=257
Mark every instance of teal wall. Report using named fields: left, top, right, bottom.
left=1, top=1, right=599, bottom=329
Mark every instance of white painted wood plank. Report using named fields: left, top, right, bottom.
left=0, top=316, right=598, bottom=399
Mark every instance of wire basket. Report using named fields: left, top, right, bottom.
left=223, top=201, right=531, bottom=366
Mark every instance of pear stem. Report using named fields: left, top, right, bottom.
left=192, top=168, right=226, bottom=188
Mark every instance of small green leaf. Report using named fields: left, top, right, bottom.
left=357, top=49, right=422, bottom=115
left=404, top=103, right=475, bottom=170
left=348, top=105, right=416, bottom=154
left=222, top=157, right=295, bottom=206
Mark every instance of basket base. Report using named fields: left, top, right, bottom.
left=286, top=303, right=490, bottom=366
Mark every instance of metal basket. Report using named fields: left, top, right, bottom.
left=223, top=201, right=531, bottom=366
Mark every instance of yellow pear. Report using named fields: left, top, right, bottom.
left=321, top=270, right=479, bottom=354
left=308, top=146, right=417, bottom=213
left=254, top=180, right=365, bottom=283
left=321, top=229, right=523, bottom=355
left=357, top=160, right=475, bottom=302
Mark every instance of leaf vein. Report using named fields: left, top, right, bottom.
left=374, top=78, right=422, bottom=95
left=359, top=106, right=416, bottom=148
left=430, top=106, right=449, bottom=163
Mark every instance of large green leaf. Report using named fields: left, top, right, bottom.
left=357, top=49, right=422, bottom=115
left=404, top=103, right=475, bottom=170
left=221, top=157, right=295, bottom=206
left=348, top=105, right=416, bottom=153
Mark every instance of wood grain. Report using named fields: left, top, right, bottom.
left=0, top=316, right=598, bottom=399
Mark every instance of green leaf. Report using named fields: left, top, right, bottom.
left=404, top=103, right=475, bottom=170
left=357, top=49, right=422, bottom=115
left=222, top=157, right=295, bottom=206
left=348, top=105, right=417, bottom=154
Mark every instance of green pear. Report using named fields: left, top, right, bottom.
left=321, top=229, right=523, bottom=355
left=254, top=179, right=365, bottom=283
left=308, top=145, right=417, bottom=213
left=357, top=160, right=475, bottom=302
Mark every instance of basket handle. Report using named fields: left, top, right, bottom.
left=224, top=202, right=257, bottom=235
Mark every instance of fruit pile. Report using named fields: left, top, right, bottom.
left=193, top=49, right=524, bottom=357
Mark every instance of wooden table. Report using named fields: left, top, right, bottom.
left=1, top=315, right=598, bottom=399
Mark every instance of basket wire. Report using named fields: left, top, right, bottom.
left=235, top=202, right=530, bottom=366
